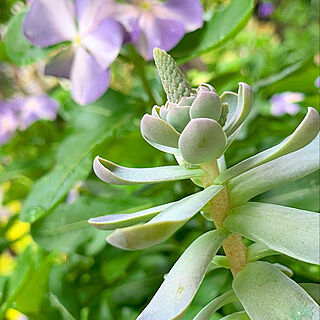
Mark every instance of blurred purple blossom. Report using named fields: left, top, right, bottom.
left=315, top=76, right=320, bottom=90
left=23, top=0, right=125, bottom=105
left=270, top=92, right=304, bottom=116
left=0, top=95, right=58, bottom=145
left=114, top=0, right=203, bottom=60
left=258, top=2, right=274, bottom=19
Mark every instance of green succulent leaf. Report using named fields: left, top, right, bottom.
left=166, top=105, right=191, bottom=133
left=273, top=263, right=294, bottom=277
left=141, top=114, right=180, bottom=148
left=107, top=185, right=224, bottom=250
left=190, top=92, right=222, bottom=121
left=224, top=202, right=320, bottom=264
left=246, top=242, right=279, bottom=262
left=88, top=202, right=175, bottom=230
left=93, top=156, right=205, bottom=185
left=220, top=91, right=238, bottom=128
left=220, top=312, right=250, bottom=320
left=227, top=135, right=320, bottom=206
left=153, top=48, right=194, bottom=103
left=216, top=107, right=320, bottom=184
left=179, top=118, right=227, bottom=165
left=193, top=290, right=237, bottom=320
left=224, top=83, right=254, bottom=137
left=137, top=229, right=229, bottom=320
left=233, top=262, right=320, bottom=319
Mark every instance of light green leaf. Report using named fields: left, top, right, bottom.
left=89, top=202, right=175, bottom=230
left=171, top=0, right=254, bottom=62
left=247, top=242, right=279, bottom=262
left=224, top=202, right=320, bottom=265
left=137, top=229, right=229, bottom=320
left=220, top=311, right=250, bottom=320
left=227, top=135, right=320, bottom=206
left=216, top=108, right=320, bottom=184
left=272, top=263, right=294, bottom=277
left=32, top=195, right=153, bottom=254
left=224, top=83, right=254, bottom=137
left=107, top=185, right=224, bottom=250
left=193, top=290, right=237, bottom=320
left=49, top=293, right=76, bottom=320
left=93, top=156, right=205, bottom=185
left=233, top=262, right=319, bottom=319
left=220, top=91, right=238, bottom=128
left=5, top=11, right=49, bottom=66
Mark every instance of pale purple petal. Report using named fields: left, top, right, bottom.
left=82, top=19, right=124, bottom=69
left=23, top=0, right=77, bottom=47
left=284, top=103, right=300, bottom=115
left=315, top=76, right=320, bottom=89
left=136, top=14, right=185, bottom=60
left=0, top=103, right=19, bottom=145
left=258, top=2, right=274, bottom=19
left=16, top=96, right=59, bottom=130
left=71, top=47, right=110, bottom=105
left=45, top=48, right=75, bottom=79
left=157, top=0, right=203, bottom=31
left=270, top=94, right=286, bottom=116
left=75, top=0, right=116, bottom=35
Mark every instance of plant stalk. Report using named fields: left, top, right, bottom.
left=201, top=160, right=247, bottom=276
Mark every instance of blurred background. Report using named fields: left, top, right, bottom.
left=0, top=0, right=319, bottom=319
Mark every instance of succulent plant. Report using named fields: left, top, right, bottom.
left=89, top=48, right=320, bottom=319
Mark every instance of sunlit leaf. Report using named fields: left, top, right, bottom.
left=93, top=156, right=205, bottom=185
left=225, top=202, right=320, bottom=264
left=216, top=108, right=320, bottom=184
left=137, top=229, right=228, bottom=320
left=107, top=185, right=224, bottom=250
left=227, top=135, right=320, bottom=206
left=233, top=262, right=319, bottom=319
left=171, top=0, right=254, bottom=62
left=220, top=311, right=250, bottom=320
left=246, top=242, right=279, bottom=262
left=193, top=290, right=237, bottom=320
left=89, top=202, right=175, bottom=230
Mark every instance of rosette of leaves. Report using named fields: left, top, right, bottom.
left=89, top=49, right=320, bottom=319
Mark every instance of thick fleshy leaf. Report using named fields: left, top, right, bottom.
left=71, top=47, right=110, bottom=105
left=178, top=96, right=196, bottom=106
left=227, top=135, right=320, bottom=206
left=107, top=185, right=224, bottom=250
left=193, top=290, right=237, bottom=320
left=179, top=118, right=227, bottom=164
left=220, top=312, right=250, bottom=320
left=141, top=114, right=180, bottom=148
left=216, top=107, right=320, bottom=184
left=190, top=92, right=222, bottom=121
left=233, top=262, right=319, bottom=319
left=93, top=156, right=205, bottom=185
left=220, top=91, right=238, bottom=128
left=246, top=242, right=279, bottom=262
left=88, top=202, right=175, bottom=230
left=143, top=138, right=180, bottom=155
left=23, top=0, right=76, bottom=46
left=137, top=229, right=229, bottom=319
left=224, top=83, right=253, bottom=137
left=224, top=202, right=320, bottom=264
left=167, top=106, right=191, bottom=133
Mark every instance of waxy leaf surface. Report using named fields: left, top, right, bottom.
left=137, top=229, right=228, bottom=320
left=93, top=156, right=205, bottom=185
left=107, top=185, right=224, bottom=250
left=227, top=135, right=320, bottom=206
left=233, top=262, right=319, bottom=319
left=224, top=202, right=320, bottom=264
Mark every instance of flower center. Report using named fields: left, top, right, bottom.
left=74, top=34, right=82, bottom=46
left=139, top=1, right=151, bottom=10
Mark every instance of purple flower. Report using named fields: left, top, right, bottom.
left=0, top=104, right=19, bottom=145
left=0, top=95, right=59, bottom=145
left=115, top=0, right=203, bottom=60
left=23, top=0, right=125, bottom=105
left=270, top=92, right=304, bottom=116
left=315, top=76, right=320, bottom=90
left=258, top=2, right=274, bottom=19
